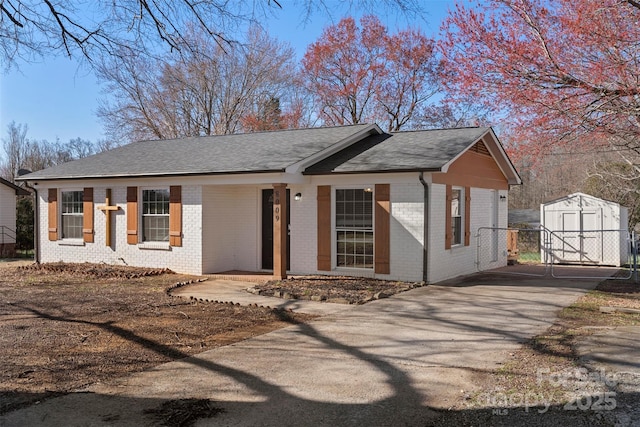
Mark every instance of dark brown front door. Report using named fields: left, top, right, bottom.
left=261, top=189, right=290, bottom=270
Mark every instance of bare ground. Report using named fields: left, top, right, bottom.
left=0, top=263, right=314, bottom=415
left=3, top=262, right=640, bottom=426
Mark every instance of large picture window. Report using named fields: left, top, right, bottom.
left=451, top=188, right=463, bottom=246
left=142, top=189, right=170, bottom=242
left=61, top=190, right=83, bottom=239
left=336, top=188, right=373, bottom=269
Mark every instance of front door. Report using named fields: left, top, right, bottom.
left=261, top=189, right=290, bottom=270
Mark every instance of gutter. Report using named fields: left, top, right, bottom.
left=418, top=172, right=429, bottom=283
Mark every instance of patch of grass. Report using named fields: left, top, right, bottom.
left=463, top=279, right=640, bottom=414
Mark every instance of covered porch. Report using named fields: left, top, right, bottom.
left=201, top=183, right=297, bottom=279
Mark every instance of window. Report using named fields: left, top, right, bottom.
left=451, top=188, right=463, bottom=246
left=61, top=190, right=84, bottom=239
left=142, top=189, right=170, bottom=242
left=336, top=188, right=373, bottom=268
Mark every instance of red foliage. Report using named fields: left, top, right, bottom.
left=302, top=15, right=439, bottom=131
left=439, top=0, right=640, bottom=163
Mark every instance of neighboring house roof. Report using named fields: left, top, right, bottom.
left=508, top=209, right=541, bottom=226
left=17, top=124, right=521, bottom=185
left=0, top=177, right=29, bottom=195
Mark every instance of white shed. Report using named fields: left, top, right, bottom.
left=541, top=192, right=629, bottom=266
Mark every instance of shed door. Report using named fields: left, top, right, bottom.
left=560, top=212, right=580, bottom=262
left=580, top=210, right=602, bottom=264
left=554, top=209, right=602, bottom=264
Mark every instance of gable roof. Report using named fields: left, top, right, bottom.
left=17, top=124, right=521, bottom=185
left=18, top=124, right=379, bottom=181
left=0, top=177, right=29, bottom=195
left=304, top=127, right=492, bottom=174
left=542, top=192, right=623, bottom=208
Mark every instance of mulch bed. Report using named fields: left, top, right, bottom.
left=18, top=262, right=172, bottom=279
left=250, top=275, right=424, bottom=305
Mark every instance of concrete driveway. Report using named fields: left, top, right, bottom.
left=1, top=273, right=600, bottom=427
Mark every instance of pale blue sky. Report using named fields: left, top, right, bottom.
left=0, top=1, right=452, bottom=145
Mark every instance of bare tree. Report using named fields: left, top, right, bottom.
left=1, top=121, right=108, bottom=180
left=1, top=1, right=426, bottom=70
left=97, top=25, right=297, bottom=142
left=1, top=121, right=28, bottom=181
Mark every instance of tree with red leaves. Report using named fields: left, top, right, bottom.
left=440, top=0, right=640, bottom=160
left=302, top=15, right=439, bottom=131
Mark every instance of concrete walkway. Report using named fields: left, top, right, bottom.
left=0, top=273, right=608, bottom=426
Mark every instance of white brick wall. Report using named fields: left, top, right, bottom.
left=35, top=177, right=509, bottom=282
left=428, top=185, right=508, bottom=283
left=0, top=185, right=17, bottom=244
left=202, top=185, right=259, bottom=273
left=38, top=185, right=203, bottom=274
left=289, top=184, right=317, bottom=275
left=388, top=182, right=424, bottom=282
left=289, top=179, right=425, bottom=282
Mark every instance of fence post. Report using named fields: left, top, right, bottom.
left=634, top=231, right=638, bottom=283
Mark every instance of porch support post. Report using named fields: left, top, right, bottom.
left=273, top=183, right=288, bottom=279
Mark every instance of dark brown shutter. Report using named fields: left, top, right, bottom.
left=48, top=188, right=58, bottom=241
left=169, top=186, right=182, bottom=247
left=374, top=184, right=390, bottom=274
left=317, top=185, right=331, bottom=271
left=82, top=187, right=94, bottom=243
left=445, top=185, right=452, bottom=249
left=464, top=187, right=471, bottom=246
left=126, top=187, right=138, bottom=244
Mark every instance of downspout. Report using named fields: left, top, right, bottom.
left=418, top=172, right=429, bottom=283
left=23, top=181, right=39, bottom=264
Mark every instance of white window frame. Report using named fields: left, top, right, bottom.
left=334, top=186, right=374, bottom=270
left=451, top=187, right=464, bottom=247
left=60, top=189, right=84, bottom=241
left=141, top=188, right=170, bottom=243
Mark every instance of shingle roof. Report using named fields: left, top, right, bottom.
left=18, top=125, right=374, bottom=180
left=17, top=125, right=511, bottom=182
left=303, top=127, right=491, bottom=174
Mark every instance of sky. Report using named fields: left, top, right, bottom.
left=0, top=1, right=453, bottom=145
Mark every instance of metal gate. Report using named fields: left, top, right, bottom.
left=476, top=227, right=636, bottom=280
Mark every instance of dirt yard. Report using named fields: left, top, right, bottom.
left=0, top=263, right=314, bottom=414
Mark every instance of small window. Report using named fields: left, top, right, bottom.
left=336, top=188, right=374, bottom=269
left=142, top=189, right=170, bottom=242
left=451, top=188, right=463, bottom=246
left=61, top=190, right=83, bottom=239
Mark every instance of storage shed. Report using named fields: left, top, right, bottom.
left=541, top=192, right=629, bottom=266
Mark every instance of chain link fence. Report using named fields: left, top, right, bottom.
left=477, top=227, right=637, bottom=280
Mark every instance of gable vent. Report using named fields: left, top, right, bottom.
left=471, top=140, right=491, bottom=156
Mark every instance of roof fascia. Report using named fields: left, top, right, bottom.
left=285, top=124, right=384, bottom=174
left=0, top=177, right=29, bottom=195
